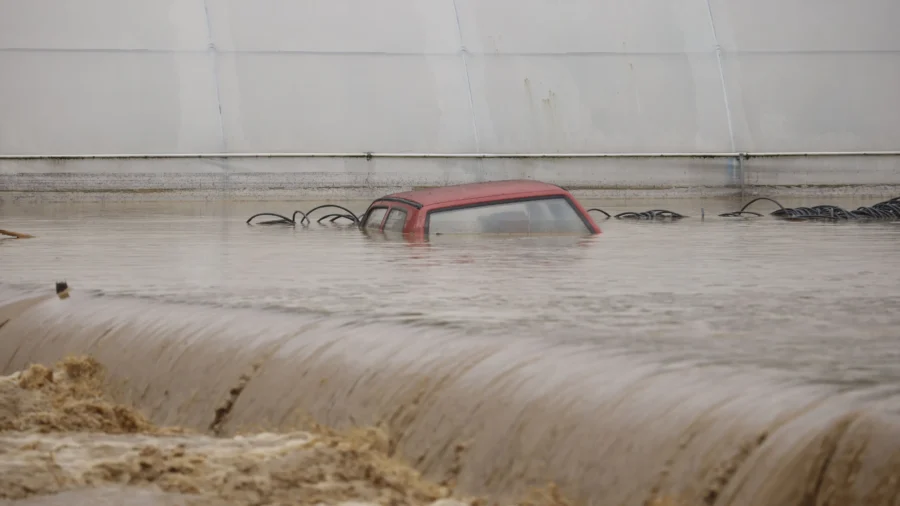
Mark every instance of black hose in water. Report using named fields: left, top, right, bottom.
left=587, top=208, right=687, bottom=220
left=719, top=196, right=900, bottom=221
left=246, top=196, right=900, bottom=229
left=246, top=205, right=360, bottom=226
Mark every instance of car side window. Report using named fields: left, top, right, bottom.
left=363, top=207, right=387, bottom=229
left=427, top=197, right=590, bottom=235
left=383, top=208, right=408, bottom=232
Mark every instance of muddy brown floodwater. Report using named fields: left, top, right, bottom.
left=0, top=355, right=571, bottom=506
left=1, top=197, right=900, bottom=505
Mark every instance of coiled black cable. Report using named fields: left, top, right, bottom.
left=719, top=196, right=900, bottom=221
left=246, top=195, right=900, bottom=230
left=718, top=197, right=783, bottom=218
left=246, top=204, right=361, bottom=226
left=587, top=208, right=687, bottom=220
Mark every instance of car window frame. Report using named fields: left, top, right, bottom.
left=362, top=205, right=389, bottom=230
left=383, top=207, right=409, bottom=233
left=423, top=195, right=593, bottom=237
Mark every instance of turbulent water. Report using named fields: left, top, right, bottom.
left=2, top=197, right=900, bottom=505
left=0, top=354, right=534, bottom=506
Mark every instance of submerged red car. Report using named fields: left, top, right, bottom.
left=360, top=180, right=602, bottom=239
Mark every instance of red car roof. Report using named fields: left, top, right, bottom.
left=381, top=180, right=568, bottom=208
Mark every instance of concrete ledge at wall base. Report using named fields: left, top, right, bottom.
left=0, top=156, right=739, bottom=202
left=738, top=184, right=900, bottom=199
left=0, top=156, right=898, bottom=202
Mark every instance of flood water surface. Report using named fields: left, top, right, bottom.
left=2, top=197, right=899, bottom=386
left=3, top=197, right=900, bottom=505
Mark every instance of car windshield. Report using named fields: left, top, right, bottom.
left=427, top=197, right=591, bottom=235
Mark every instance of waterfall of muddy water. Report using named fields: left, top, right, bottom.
left=1, top=287, right=900, bottom=506
left=0, top=353, right=515, bottom=506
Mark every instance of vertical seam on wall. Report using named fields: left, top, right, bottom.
left=451, top=0, right=481, bottom=153
left=703, top=0, right=741, bottom=192
left=703, top=0, right=735, bottom=153
left=203, top=0, right=227, bottom=153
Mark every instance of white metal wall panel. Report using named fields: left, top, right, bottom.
left=215, top=53, right=477, bottom=153
left=204, top=0, right=461, bottom=53
left=0, top=51, right=223, bottom=155
left=0, top=0, right=897, bottom=159
left=0, top=0, right=209, bottom=50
